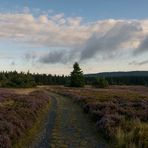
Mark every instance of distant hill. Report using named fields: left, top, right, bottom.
left=85, top=71, right=148, bottom=77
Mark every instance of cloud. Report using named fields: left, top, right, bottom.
left=129, top=60, right=148, bottom=66
left=11, top=61, right=15, bottom=66
left=25, top=48, right=78, bottom=64
left=134, top=36, right=148, bottom=55
left=0, top=11, right=148, bottom=64
left=51, top=13, right=64, bottom=21
left=39, top=51, right=67, bottom=64
left=25, top=52, right=37, bottom=60
left=0, top=13, right=88, bottom=48
left=80, top=21, right=142, bottom=60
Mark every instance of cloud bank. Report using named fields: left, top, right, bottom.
left=0, top=12, right=148, bottom=64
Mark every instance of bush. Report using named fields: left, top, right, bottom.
left=92, top=77, right=108, bottom=88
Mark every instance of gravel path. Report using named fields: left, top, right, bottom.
left=33, top=92, right=107, bottom=148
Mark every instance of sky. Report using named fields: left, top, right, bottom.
left=0, top=0, right=148, bottom=75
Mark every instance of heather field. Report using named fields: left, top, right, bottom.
left=49, top=85, right=148, bottom=147
left=0, top=88, right=51, bottom=147
left=0, top=86, right=147, bottom=148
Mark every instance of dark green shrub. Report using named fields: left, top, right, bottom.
left=92, top=77, right=108, bottom=88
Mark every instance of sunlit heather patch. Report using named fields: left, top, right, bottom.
left=0, top=89, right=50, bottom=147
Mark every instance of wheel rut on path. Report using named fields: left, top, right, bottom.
left=32, top=95, right=57, bottom=148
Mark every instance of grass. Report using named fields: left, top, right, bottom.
left=49, top=85, right=148, bottom=147
left=115, top=120, right=148, bottom=148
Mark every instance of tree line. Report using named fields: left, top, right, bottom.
left=0, top=71, right=69, bottom=88
left=86, top=76, right=148, bottom=86
left=0, top=63, right=148, bottom=88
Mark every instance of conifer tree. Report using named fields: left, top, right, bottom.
left=70, top=62, right=85, bottom=87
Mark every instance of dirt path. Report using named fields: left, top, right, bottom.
left=34, top=92, right=107, bottom=148
left=31, top=95, right=57, bottom=148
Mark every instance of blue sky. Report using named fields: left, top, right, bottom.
left=1, top=0, right=148, bottom=19
left=0, top=0, right=148, bottom=74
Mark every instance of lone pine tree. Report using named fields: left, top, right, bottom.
left=70, top=62, right=85, bottom=87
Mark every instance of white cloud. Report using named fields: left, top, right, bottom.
left=0, top=12, right=91, bottom=48
left=51, top=13, right=65, bottom=21
left=0, top=12, right=148, bottom=64
left=39, top=15, right=48, bottom=24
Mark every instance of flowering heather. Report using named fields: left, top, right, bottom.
left=51, top=86, right=148, bottom=147
left=0, top=89, right=50, bottom=148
